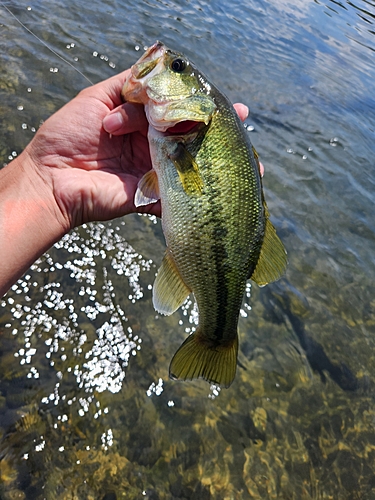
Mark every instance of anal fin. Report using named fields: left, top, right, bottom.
left=153, top=249, right=191, bottom=315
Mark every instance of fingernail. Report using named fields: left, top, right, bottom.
left=103, top=111, right=123, bottom=133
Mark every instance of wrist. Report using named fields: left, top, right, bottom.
left=14, top=146, right=70, bottom=235
left=0, top=151, right=69, bottom=296
left=24, top=129, right=74, bottom=232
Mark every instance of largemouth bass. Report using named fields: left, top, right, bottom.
left=122, top=41, right=287, bottom=387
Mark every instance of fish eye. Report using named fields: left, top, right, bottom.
left=171, top=58, right=186, bottom=73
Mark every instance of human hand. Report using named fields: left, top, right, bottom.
left=25, top=69, right=158, bottom=232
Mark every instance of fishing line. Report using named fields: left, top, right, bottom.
left=0, top=2, right=94, bottom=85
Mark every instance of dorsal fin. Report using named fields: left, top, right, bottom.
left=251, top=201, right=287, bottom=286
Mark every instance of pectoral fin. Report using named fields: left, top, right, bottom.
left=251, top=203, right=287, bottom=286
left=135, top=169, right=160, bottom=207
left=169, top=143, right=204, bottom=196
left=153, top=249, right=191, bottom=315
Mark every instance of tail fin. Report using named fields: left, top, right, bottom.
left=169, top=331, right=238, bottom=388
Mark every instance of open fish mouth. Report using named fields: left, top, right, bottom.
left=166, top=120, right=201, bottom=135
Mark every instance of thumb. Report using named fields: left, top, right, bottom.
left=103, top=103, right=148, bottom=136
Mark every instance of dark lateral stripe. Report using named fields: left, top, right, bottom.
left=211, top=222, right=230, bottom=341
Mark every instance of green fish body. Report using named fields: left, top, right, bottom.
left=122, top=42, right=287, bottom=387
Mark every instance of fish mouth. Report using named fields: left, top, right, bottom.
left=166, top=120, right=201, bottom=135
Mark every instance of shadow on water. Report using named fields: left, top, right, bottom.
left=261, top=280, right=360, bottom=392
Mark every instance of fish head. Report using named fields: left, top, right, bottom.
left=122, top=41, right=216, bottom=132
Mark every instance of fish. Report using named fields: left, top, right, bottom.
left=122, top=41, right=287, bottom=387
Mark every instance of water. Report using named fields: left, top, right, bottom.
left=0, top=0, right=375, bottom=498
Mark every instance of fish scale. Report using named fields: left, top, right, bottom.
left=122, top=41, right=287, bottom=387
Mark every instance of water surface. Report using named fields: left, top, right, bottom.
left=0, top=0, right=375, bottom=498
